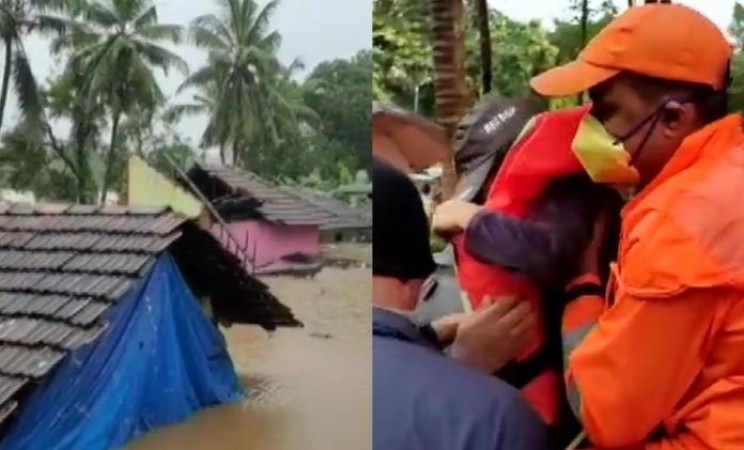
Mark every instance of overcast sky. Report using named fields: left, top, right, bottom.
left=492, top=0, right=735, bottom=33
left=9, top=0, right=372, bottom=143
left=5, top=0, right=736, bottom=144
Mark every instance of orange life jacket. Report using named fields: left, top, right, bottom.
left=454, top=106, right=589, bottom=425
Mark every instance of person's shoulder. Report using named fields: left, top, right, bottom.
left=375, top=334, right=522, bottom=405
left=621, top=153, right=744, bottom=294
left=374, top=339, right=549, bottom=450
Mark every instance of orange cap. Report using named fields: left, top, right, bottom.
left=531, top=4, right=732, bottom=97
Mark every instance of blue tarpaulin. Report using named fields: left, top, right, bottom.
left=1, top=253, right=243, bottom=450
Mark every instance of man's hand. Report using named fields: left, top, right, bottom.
left=432, top=200, right=482, bottom=236
left=430, top=312, right=468, bottom=348
left=451, top=296, right=536, bottom=374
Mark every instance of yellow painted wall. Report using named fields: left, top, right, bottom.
left=127, top=156, right=203, bottom=218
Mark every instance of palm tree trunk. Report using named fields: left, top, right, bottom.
left=475, top=0, right=492, bottom=95
left=431, top=0, right=468, bottom=199
left=231, top=141, right=239, bottom=166
left=135, top=127, right=144, bottom=157
left=100, top=109, right=122, bottom=205
left=219, top=143, right=226, bottom=165
left=0, top=37, right=13, bottom=133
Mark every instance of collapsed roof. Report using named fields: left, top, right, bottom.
left=186, top=164, right=371, bottom=230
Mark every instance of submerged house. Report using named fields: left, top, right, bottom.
left=185, top=164, right=371, bottom=276
left=292, top=188, right=372, bottom=243
left=0, top=203, right=299, bottom=449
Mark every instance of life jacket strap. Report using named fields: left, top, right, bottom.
left=562, top=283, right=605, bottom=305
left=496, top=346, right=553, bottom=388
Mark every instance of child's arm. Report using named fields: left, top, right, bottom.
left=464, top=177, right=599, bottom=285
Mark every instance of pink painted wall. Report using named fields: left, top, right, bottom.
left=212, top=220, right=320, bottom=267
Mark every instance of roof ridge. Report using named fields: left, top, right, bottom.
left=0, top=202, right=176, bottom=216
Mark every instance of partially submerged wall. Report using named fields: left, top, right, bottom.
left=215, top=220, right=320, bottom=268
left=127, top=156, right=203, bottom=218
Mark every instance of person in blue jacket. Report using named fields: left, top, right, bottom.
left=372, top=158, right=551, bottom=450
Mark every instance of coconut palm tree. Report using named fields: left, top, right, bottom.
left=474, top=0, right=492, bottom=95
left=430, top=0, right=468, bottom=197
left=0, top=0, right=78, bottom=134
left=178, top=0, right=302, bottom=167
left=173, top=53, right=316, bottom=165
left=168, top=81, right=231, bottom=162
left=55, top=0, right=187, bottom=203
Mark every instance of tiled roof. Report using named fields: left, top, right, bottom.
left=188, top=165, right=341, bottom=226
left=0, top=202, right=299, bottom=427
left=0, top=203, right=184, bottom=424
left=292, top=189, right=371, bottom=231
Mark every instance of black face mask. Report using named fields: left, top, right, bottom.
left=612, top=102, right=667, bottom=165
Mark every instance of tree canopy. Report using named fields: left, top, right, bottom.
left=0, top=0, right=370, bottom=203
left=374, top=0, right=744, bottom=116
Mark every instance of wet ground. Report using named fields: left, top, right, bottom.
left=129, top=261, right=371, bottom=450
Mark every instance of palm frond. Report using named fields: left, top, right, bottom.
left=112, top=0, right=148, bottom=23
left=126, top=53, right=164, bottom=110
left=137, top=23, right=182, bottom=44
left=83, top=3, right=120, bottom=29
left=190, top=14, right=234, bottom=49
left=50, top=24, right=97, bottom=53
left=12, top=43, right=44, bottom=128
left=176, top=64, right=217, bottom=94
left=259, top=29, right=281, bottom=54
left=188, top=23, right=229, bottom=51
left=166, top=103, right=207, bottom=120
left=29, top=0, right=87, bottom=14
left=245, top=0, right=280, bottom=46
left=30, top=14, right=82, bottom=36
left=133, top=40, right=188, bottom=75
left=285, top=57, right=305, bottom=76
left=132, top=4, right=157, bottom=29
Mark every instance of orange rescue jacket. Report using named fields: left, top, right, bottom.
left=568, top=114, right=744, bottom=449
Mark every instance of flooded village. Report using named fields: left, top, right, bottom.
left=131, top=265, right=372, bottom=450
left=127, top=158, right=373, bottom=449
left=0, top=155, right=372, bottom=449
left=0, top=0, right=370, bottom=447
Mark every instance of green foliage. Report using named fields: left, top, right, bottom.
left=549, top=0, right=617, bottom=66
left=303, top=50, right=372, bottom=178
left=465, top=11, right=557, bottom=98
left=728, top=2, right=744, bottom=115
left=0, top=0, right=369, bottom=202
left=373, top=0, right=558, bottom=114
left=176, top=0, right=301, bottom=168
left=373, top=0, right=432, bottom=110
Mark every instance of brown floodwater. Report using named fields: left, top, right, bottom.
left=128, top=265, right=372, bottom=450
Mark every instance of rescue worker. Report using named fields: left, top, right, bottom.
left=536, top=4, right=744, bottom=448
left=437, top=3, right=744, bottom=447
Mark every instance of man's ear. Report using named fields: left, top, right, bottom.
left=659, top=101, right=690, bottom=136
